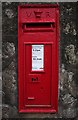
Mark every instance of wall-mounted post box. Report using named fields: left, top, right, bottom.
left=18, top=4, right=59, bottom=113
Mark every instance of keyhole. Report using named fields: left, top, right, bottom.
left=32, top=78, right=34, bottom=81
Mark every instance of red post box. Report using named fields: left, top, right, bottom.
left=18, top=4, right=59, bottom=113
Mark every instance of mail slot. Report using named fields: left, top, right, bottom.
left=18, top=4, right=59, bottom=113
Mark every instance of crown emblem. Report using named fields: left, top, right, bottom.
left=34, top=10, right=42, bottom=18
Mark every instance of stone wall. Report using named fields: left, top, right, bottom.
left=2, top=2, right=78, bottom=119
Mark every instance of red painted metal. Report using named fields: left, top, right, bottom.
left=18, top=4, right=59, bottom=113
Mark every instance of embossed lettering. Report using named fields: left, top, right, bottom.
left=46, top=12, right=50, bottom=17
left=26, top=12, right=32, bottom=17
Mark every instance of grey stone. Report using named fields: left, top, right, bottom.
left=0, top=91, right=2, bottom=104
left=2, top=42, right=15, bottom=70
left=2, top=3, right=18, bottom=35
left=68, top=79, right=77, bottom=98
left=62, top=93, right=76, bottom=106
left=2, top=35, right=17, bottom=44
left=2, top=61, right=17, bottom=106
left=0, top=80, right=2, bottom=91
left=60, top=62, right=77, bottom=118
left=2, top=91, right=5, bottom=103
left=2, top=104, right=9, bottom=118
left=60, top=65, right=68, bottom=92
left=65, top=44, right=76, bottom=64
left=2, top=104, right=19, bottom=118
left=73, top=29, right=76, bottom=36
left=5, top=2, right=11, bottom=5
left=64, top=23, right=71, bottom=34
left=2, top=2, right=77, bottom=119
left=0, top=105, right=2, bottom=120
left=63, top=108, right=76, bottom=118
left=5, top=9, right=14, bottom=19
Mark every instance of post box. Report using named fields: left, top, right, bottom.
left=18, top=4, right=59, bottom=113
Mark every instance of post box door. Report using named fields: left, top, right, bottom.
left=24, top=44, right=52, bottom=107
